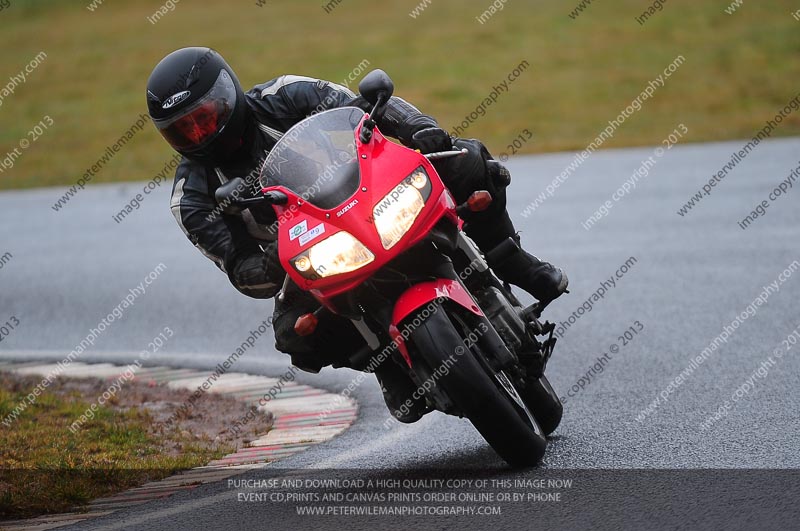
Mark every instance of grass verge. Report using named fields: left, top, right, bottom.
left=0, top=371, right=271, bottom=520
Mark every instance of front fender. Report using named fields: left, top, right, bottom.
left=389, top=279, right=483, bottom=367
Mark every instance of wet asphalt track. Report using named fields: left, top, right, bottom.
left=1, top=138, right=799, bottom=529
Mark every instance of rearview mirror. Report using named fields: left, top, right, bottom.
left=358, top=69, right=394, bottom=106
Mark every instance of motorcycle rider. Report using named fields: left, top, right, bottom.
left=146, top=47, right=568, bottom=423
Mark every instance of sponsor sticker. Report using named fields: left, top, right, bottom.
left=289, top=220, right=308, bottom=241
left=299, top=223, right=325, bottom=246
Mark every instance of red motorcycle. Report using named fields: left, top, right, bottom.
left=217, top=70, right=563, bottom=466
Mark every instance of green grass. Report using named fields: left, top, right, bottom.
left=1, top=0, right=798, bottom=190
left=0, top=373, right=230, bottom=519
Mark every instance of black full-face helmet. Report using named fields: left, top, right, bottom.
left=146, top=47, right=248, bottom=164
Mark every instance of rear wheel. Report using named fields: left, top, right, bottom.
left=408, top=308, right=547, bottom=467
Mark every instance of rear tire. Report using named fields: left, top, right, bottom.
left=408, top=308, right=547, bottom=467
left=520, top=374, right=563, bottom=436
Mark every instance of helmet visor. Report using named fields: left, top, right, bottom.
left=154, top=69, right=237, bottom=151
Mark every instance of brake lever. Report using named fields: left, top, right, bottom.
left=424, top=148, right=469, bottom=161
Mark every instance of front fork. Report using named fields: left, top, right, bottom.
left=456, top=231, right=558, bottom=377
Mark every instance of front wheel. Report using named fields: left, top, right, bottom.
left=520, top=374, right=563, bottom=436
left=408, top=308, right=547, bottom=467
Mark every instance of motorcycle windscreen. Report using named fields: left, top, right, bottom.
left=259, top=107, right=365, bottom=210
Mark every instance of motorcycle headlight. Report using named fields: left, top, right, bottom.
left=373, top=168, right=430, bottom=249
left=292, top=231, right=374, bottom=279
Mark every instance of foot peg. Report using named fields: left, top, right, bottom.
left=523, top=325, right=557, bottom=378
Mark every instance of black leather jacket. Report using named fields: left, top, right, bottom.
left=169, top=75, right=438, bottom=297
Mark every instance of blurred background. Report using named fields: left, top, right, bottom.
left=2, top=0, right=800, bottom=504
left=1, top=0, right=799, bottom=190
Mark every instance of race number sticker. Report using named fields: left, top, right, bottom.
left=299, top=224, right=325, bottom=246
left=289, top=220, right=308, bottom=241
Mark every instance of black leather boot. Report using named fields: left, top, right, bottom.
left=489, top=235, right=569, bottom=303
left=466, top=209, right=568, bottom=303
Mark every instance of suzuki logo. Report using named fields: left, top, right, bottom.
left=336, top=199, right=359, bottom=217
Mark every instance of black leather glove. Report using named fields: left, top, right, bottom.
left=230, top=243, right=284, bottom=299
left=411, top=127, right=452, bottom=154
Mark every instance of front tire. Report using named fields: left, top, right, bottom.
left=408, top=308, right=547, bottom=467
left=520, top=374, right=563, bottom=436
